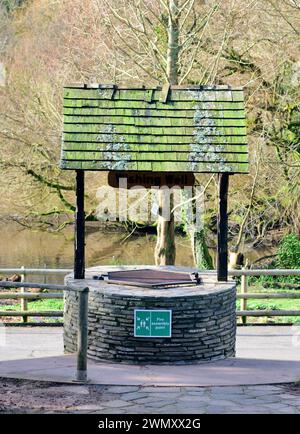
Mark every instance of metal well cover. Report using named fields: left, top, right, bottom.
left=106, top=268, right=198, bottom=287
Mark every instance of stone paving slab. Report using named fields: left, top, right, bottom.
left=0, top=379, right=299, bottom=414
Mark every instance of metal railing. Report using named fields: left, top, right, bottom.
left=0, top=280, right=89, bottom=383
left=0, top=267, right=300, bottom=325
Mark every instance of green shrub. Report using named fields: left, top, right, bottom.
left=247, top=233, right=300, bottom=286
left=276, top=233, right=300, bottom=269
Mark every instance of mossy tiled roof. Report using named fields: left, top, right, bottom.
left=61, top=84, right=248, bottom=173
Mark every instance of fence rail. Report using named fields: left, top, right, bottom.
left=1, top=267, right=300, bottom=276
left=231, top=269, right=300, bottom=277
left=0, top=292, right=63, bottom=299
left=0, top=279, right=67, bottom=322
left=0, top=280, right=88, bottom=383
left=0, top=268, right=72, bottom=275
left=0, top=267, right=300, bottom=324
left=232, top=268, right=300, bottom=324
left=0, top=310, right=63, bottom=317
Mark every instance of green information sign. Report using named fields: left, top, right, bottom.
left=134, top=309, right=172, bottom=338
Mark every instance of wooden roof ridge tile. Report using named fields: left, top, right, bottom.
left=63, top=83, right=244, bottom=91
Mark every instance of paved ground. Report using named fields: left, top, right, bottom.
left=0, top=326, right=299, bottom=386
left=2, top=326, right=299, bottom=362
left=0, top=379, right=299, bottom=414
left=0, top=326, right=299, bottom=413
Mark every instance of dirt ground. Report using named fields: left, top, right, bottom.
left=0, top=378, right=109, bottom=413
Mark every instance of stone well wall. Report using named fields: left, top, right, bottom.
left=64, top=266, right=236, bottom=364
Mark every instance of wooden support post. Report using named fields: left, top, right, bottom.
left=76, top=287, right=89, bottom=382
left=240, top=269, right=248, bottom=325
left=20, top=265, right=27, bottom=323
left=74, top=170, right=85, bottom=279
left=217, top=174, right=229, bottom=281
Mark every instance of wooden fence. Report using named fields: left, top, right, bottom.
left=0, top=267, right=300, bottom=325
left=0, top=280, right=89, bottom=382
left=0, top=268, right=70, bottom=323
left=232, top=268, right=300, bottom=324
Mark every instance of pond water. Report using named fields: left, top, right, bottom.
left=0, top=222, right=275, bottom=284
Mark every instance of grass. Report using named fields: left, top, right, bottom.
left=236, top=282, right=300, bottom=324
left=0, top=299, right=63, bottom=323
left=0, top=299, right=63, bottom=311
left=0, top=283, right=299, bottom=325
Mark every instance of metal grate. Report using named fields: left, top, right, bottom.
left=93, top=269, right=201, bottom=288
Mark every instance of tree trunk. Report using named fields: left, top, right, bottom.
left=185, top=185, right=214, bottom=270
left=155, top=190, right=176, bottom=265
left=190, top=228, right=214, bottom=269
left=155, top=0, right=179, bottom=265
left=229, top=151, right=259, bottom=268
left=166, top=0, right=179, bottom=85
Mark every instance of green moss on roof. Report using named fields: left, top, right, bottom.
left=60, top=85, right=248, bottom=173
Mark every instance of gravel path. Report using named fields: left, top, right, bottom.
left=0, top=379, right=299, bottom=414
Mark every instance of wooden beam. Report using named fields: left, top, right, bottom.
left=0, top=293, right=63, bottom=299
left=237, top=293, right=300, bottom=299
left=236, top=310, right=300, bottom=317
left=0, top=281, right=73, bottom=291
left=217, top=173, right=229, bottom=281
left=0, top=311, right=63, bottom=317
left=74, top=170, right=85, bottom=279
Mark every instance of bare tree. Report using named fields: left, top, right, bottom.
left=155, top=0, right=179, bottom=265
left=1, top=0, right=300, bottom=260
left=99, top=0, right=221, bottom=264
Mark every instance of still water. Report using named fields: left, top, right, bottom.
left=0, top=222, right=274, bottom=283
